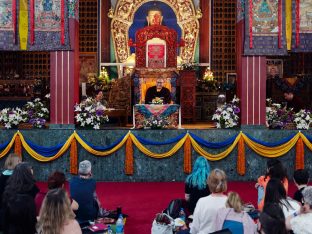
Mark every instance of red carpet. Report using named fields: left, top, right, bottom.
left=37, top=182, right=297, bottom=234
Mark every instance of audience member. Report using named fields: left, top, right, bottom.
left=70, top=160, right=100, bottom=223
left=293, top=169, right=309, bottom=205
left=37, top=188, right=82, bottom=234
left=2, top=162, right=38, bottom=234
left=259, top=202, right=288, bottom=234
left=256, top=159, right=288, bottom=210
left=286, top=186, right=312, bottom=233
left=3, top=193, right=37, bottom=234
left=190, top=168, right=228, bottom=234
left=264, top=178, right=300, bottom=218
left=215, top=192, right=257, bottom=234
left=185, top=157, right=211, bottom=214
left=35, top=171, right=78, bottom=216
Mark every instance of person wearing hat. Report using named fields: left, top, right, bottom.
left=69, top=160, right=100, bottom=223
left=286, top=186, right=312, bottom=233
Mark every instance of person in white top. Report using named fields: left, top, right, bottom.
left=37, top=188, right=82, bottom=234
left=286, top=186, right=312, bottom=234
left=264, top=178, right=301, bottom=219
left=190, top=168, right=228, bottom=234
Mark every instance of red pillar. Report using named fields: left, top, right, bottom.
left=236, top=18, right=266, bottom=126
left=199, top=0, right=210, bottom=63
left=101, top=0, right=111, bottom=63
left=50, top=19, right=79, bottom=125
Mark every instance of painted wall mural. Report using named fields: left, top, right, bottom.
left=300, top=0, right=312, bottom=33
left=0, top=0, right=13, bottom=30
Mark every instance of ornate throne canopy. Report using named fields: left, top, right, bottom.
left=110, top=0, right=200, bottom=64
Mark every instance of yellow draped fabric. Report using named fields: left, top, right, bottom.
left=0, top=133, right=17, bottom=158
left=242, top=133, right=299, bottom=157
left=73, top=131, right=130, bottom=156
left=19, top=0, right=28, bottom=50
left=285, top=0, right=292, bottom=50
left=18, top=132, right=74, bottom=162
left=0, top=131, right=312, bottom=175
left=130, top=132, right=187, bottom=158
left=189, top=133, right=242, bottom=161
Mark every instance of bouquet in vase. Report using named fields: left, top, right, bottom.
left=23, top=97, right=50, bottom=128
left=0, top=108, right=28, bottom=129
left=143, top=115, right=169, bottom=129
left=212, top=96, right=240, bottom=128
left=74, top=97, right=109, bottom=129
left=152, top=97, right=164, bottom=105
left=294, top=109, right=312, bottom=130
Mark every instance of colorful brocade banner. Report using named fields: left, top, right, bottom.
left=244, top=0, right=312, bottom=55
left=0, top=0, right=70, bottom=50
left=0, top=131, right=311, bottom=176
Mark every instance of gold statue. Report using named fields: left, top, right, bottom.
left=147, top=8, right=163, bottom=26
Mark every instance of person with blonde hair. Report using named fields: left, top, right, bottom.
left=215, top=192, right=257, bottom=234
left=190, top=168, right=228, bottom=234
left=37, top=188, right=81, bottom=234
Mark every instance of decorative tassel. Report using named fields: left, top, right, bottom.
left=14, top=134, right=22, bottom=157
left=61, top=0, right=65, bottom=45
left=184, top=136, right=192, bottom=174
left=295, top=0, right=300, bottom=47
left=295, top=137, right=304, bottom=170
left=249, top=0, right=253, bottom=48
left=237, top=136, right=246, bottom=176
left=70, top=138, right=78, bottom=174
left=125, top=136, right=134, bottom=175
left=278, top=0, right=282, bottom=48
left=30, top=0, right=35, bottom=44
left=12, top=0, right=16, bottom=44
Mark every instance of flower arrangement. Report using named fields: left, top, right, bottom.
left=294, top=109, right=312, bottom=130
left=0, top=108, right=28, bottom=129
left=143, top=115, right=169, bottom=129
left=152, top=97, right=163, bottom=105
left=212, top=96, right=240, bottom=128
left=266, top=98, right=295, bottom=129
left=88, top=67, right=112, bottom=91
left=74, top=97, right=109, bottom=129
left=23, top=98, right=50, bottom=128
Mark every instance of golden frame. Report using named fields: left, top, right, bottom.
left=110, top=0, right=200, bottom=64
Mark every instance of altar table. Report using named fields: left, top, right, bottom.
left=133, top=104, right=181, bottom=129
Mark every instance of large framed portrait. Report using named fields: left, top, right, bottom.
left=266, top=59, right=283, bottom=78
left=79, top=53, right=97, bottom=85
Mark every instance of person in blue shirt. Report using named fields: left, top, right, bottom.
left=70, top=160, right=100, bottom=223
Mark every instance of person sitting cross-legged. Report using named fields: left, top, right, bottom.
left=70, top=160, right=101, bottom=224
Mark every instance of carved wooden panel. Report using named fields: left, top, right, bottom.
left=108, top=75, right=131, bottom=116
left=180, top=70, right=196, bottom=122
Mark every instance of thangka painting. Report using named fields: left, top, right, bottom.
left=35, top=0, right=61, bottom=31
left=300, top=0, right=312, bottom=33
left=252, top=0, right=278, bottom=35
left=0, top=0, right=13, bottom=30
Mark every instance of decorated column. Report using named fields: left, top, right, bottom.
left=50, top=0, right=79, bottom=125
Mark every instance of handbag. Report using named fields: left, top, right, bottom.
left=151, top=213, right=174, bottom=234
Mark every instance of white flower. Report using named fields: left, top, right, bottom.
left=45, top=93, right=50, bottom=99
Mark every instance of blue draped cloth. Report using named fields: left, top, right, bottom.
left=189, top=132, right=238, bottom=149
left=133, top=132, right=186, bottom=145
left=244, top=133, right=297, bottom=147
left=77, top=132, right=127, bottom=151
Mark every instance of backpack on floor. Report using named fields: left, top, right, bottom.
left=151, top=213, right=174, bottom=234
left=163, top=199, right=183, bottom=219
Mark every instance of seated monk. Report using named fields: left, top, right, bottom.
left=145, top=78, right=171, bottom=104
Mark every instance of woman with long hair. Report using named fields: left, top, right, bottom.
left=37, top=188, right=81, bottom=234
left=2, top=162, right=38, bottom=234
left=264, top=178, right=300, bottom=218
left=185, top=157, right=211, bottom=214
left=215, top=192, right=257, bottom=234
left=256, top=159, right=288, bottom=210
left=259, top=202, right=288, bottom=234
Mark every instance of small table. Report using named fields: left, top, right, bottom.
left=104, top=108, right=127, bottom=127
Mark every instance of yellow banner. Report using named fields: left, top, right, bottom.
left=19, top=0, right=28, bottom=50
left=286, top=0, right=292, bottom=50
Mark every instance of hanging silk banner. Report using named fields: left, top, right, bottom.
left=19, top=0, right=28, bottom=50
left=0, top=0, right=16, bottom=43
left=285, top=0, right=292, bottom=50
left=30, top=0, right=35, bottom=44
left=299, top=0, right=312, bottom=33
left=35, top=0, right=62, bottom=31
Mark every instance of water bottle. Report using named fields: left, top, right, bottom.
left=107, top=224, right=113, bottom=234
left=179, top=208, right=186, bottom=221
left=116, top=214, right=124, bottom=234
